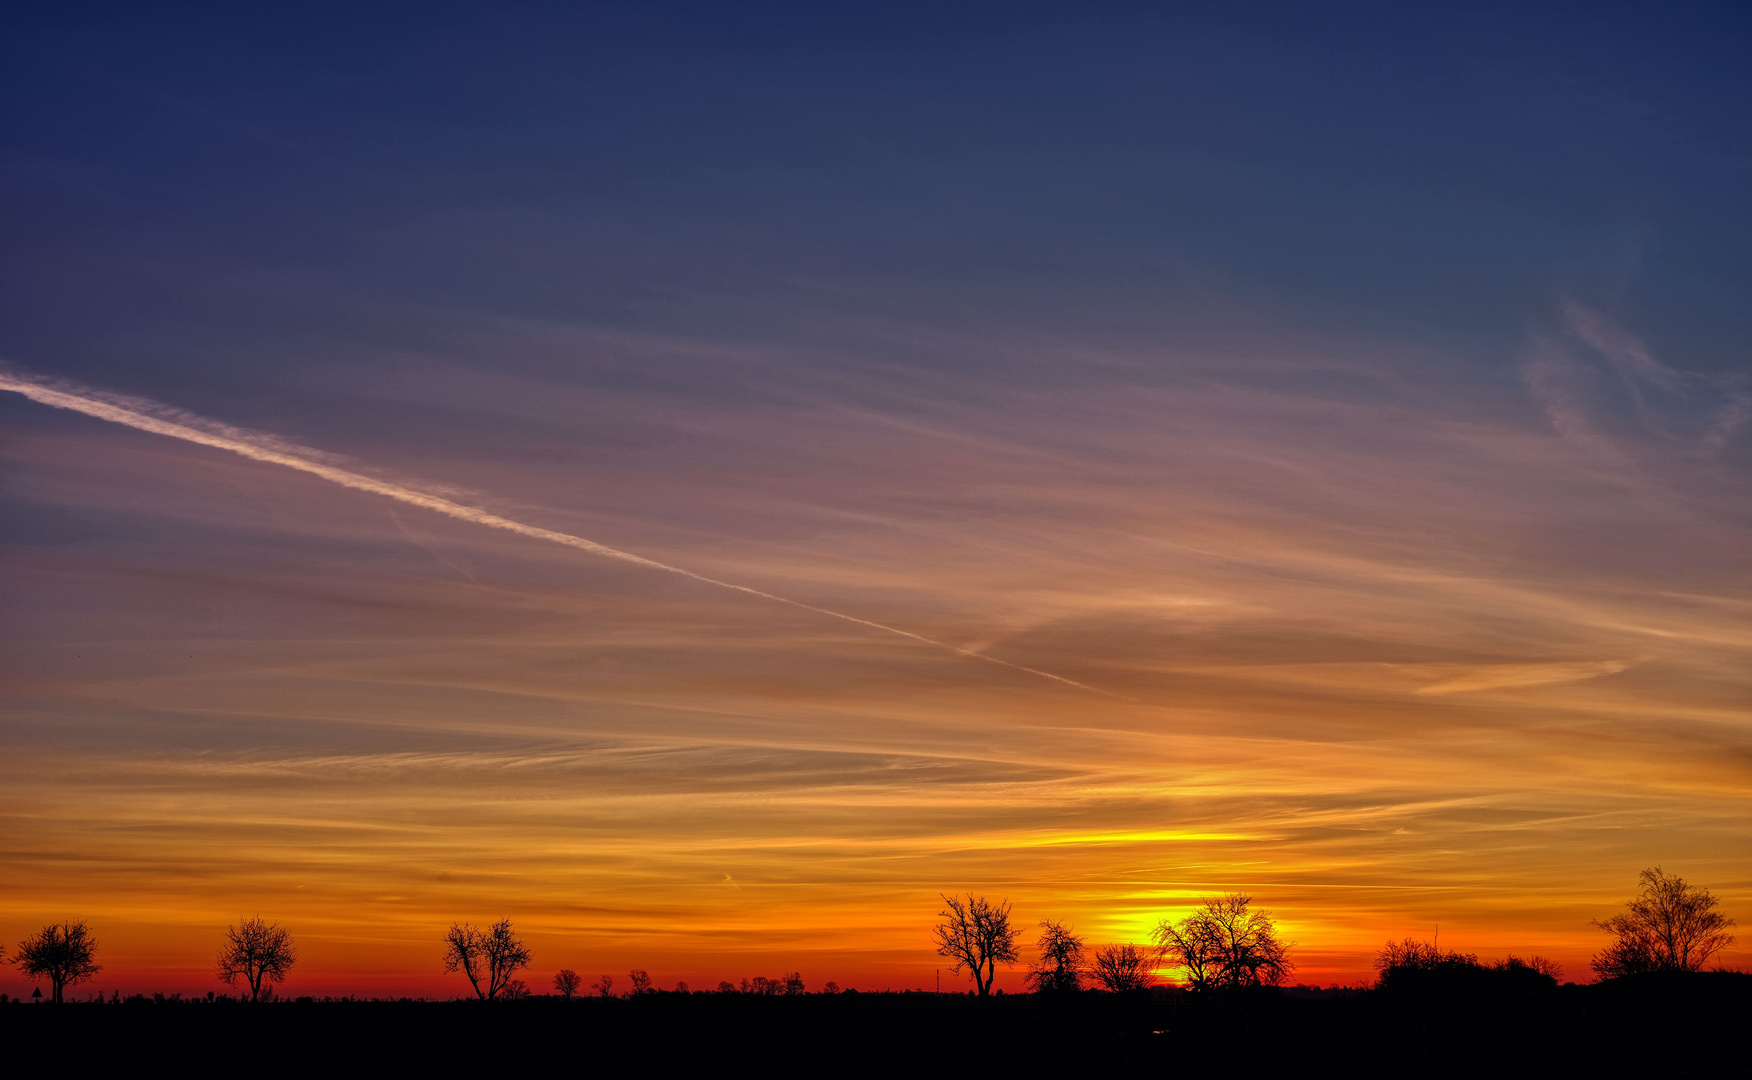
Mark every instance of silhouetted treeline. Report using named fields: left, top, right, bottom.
left=4, top=973, right=1748, bottom=1074
left=4, top=867, right=1735, bottom=1006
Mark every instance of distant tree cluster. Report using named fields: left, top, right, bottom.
left=1368, top=867, right=1738, bottom=997
left=738, top=973, right=806, bottom=995
left=1374, top=939, right=1562, bottom=995
left=935, top=867, right=1738, bottom=998
left=446, top=920, right=817, bottom=1001
left=939, top=890, right=1293, bottom=996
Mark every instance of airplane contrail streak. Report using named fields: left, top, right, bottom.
left=1, top=368, right=1126, bottom=699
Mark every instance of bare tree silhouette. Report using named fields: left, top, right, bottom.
left=1155, top=914, right=1219, bottom=991
left=782, top=972, right=805, bottom=995
left=11, top=922, right=100, bottom=1004
left=1089, top=943, right=1156, bottom=992
left=933, top=893, right=1019, bottom=997
left=592, top=974, right=616, bottom=997
left=1593, top=867, right=1737, bottom=977
left=216, top=916, right=296, bottom=1002
left=443, top=919, right=532, bottom=999
left=1154, top=893, right=1292, bottom=990
left=1025, top=920, right=1085, bottom=993
left=553, top=969, right=582, bottom=999
left=628, top=968, right=653, bottom=995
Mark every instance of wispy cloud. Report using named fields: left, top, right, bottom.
left=0, top=365, right=1119, bottom=698
left=1536, top=303, right=1752, bottom=456
left=1411, top=659, right=1635, bottom=695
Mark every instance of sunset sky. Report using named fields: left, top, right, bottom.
left=3, top=4, right=1749, bottom=998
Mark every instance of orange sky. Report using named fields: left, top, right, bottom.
left=3, top=309, right=1747, bottom=998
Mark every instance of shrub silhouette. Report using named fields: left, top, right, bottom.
left=1089, top=943, right=1156, bottom=992
left=1374, top=938, right=1560, bottom=996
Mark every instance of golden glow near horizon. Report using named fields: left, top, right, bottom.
left=2, top=311, right=1748, bottom=997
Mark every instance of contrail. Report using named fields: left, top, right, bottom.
left=1, top=368, right=1124, bottom=699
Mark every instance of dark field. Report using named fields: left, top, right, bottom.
left=5, top=973, right=1747, bottom=1075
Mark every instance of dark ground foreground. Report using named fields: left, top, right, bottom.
left=4, top=972, right=1747, bottom=1076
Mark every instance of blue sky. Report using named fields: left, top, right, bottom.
left=6, top=3, right=1749, bottom=400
